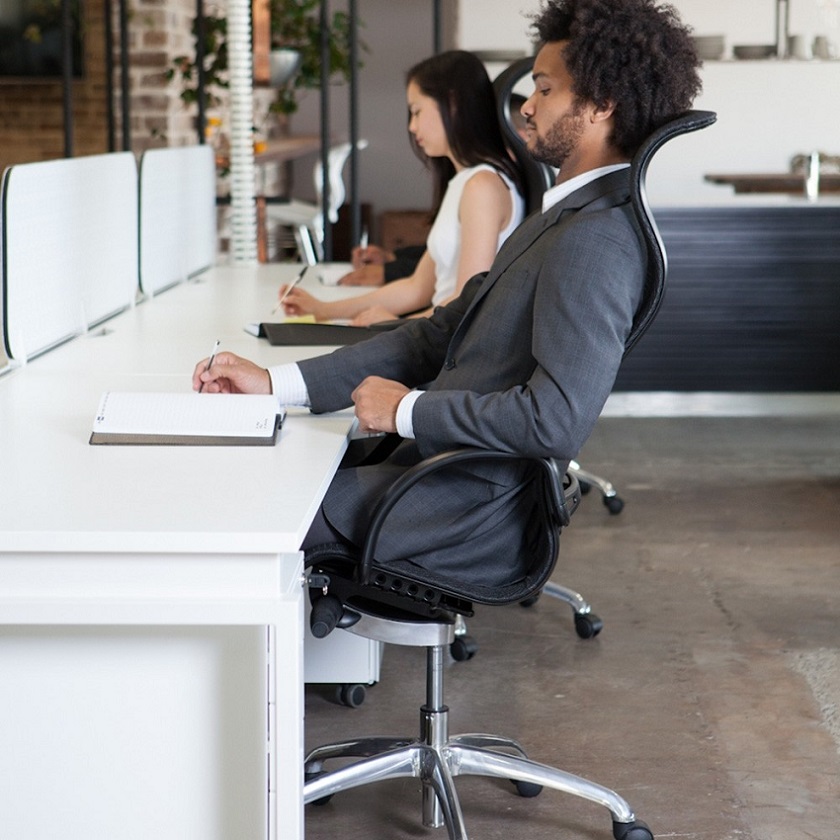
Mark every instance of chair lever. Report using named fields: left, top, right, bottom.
left=306, top=573, right=331, bottom=595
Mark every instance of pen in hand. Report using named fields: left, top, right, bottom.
left=359, top=226, right=370, bottom=264
left=272, top=266, right=307, bottom=314
left=198, top=339, right=220, bottom=393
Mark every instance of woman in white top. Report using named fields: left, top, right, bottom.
left=280, top=50, right=525, bottom=326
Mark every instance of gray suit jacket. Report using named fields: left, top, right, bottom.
left=298, top=169, right=644, bottom=586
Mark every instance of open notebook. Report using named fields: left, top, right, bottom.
left=90, top=392, right=285, bottom=446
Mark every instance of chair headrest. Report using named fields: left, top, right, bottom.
left=625, top=109, right=717, bottom=355
left=493, top=56, right=554, bottom=214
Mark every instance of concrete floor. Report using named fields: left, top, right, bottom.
left=303, top=404, right=840, bottom=840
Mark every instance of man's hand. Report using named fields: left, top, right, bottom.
left=192, top=351, right=272, bottom=394
left=350, top=244, right=394, bottom=269
left=351, top=376, right=409, bottom=434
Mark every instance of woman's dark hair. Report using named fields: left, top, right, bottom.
left=406, top=50, right=523, bottom=217
left=530, top=0, right=702, bottom=156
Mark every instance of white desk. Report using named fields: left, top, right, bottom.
left=0, top=264, right=365, bottom=840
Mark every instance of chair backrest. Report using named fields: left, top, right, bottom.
left=313, top=139, right=369, bottom=224
left=624, top=109, right=717, bottom=354
left=493, top=60, right=717, bottom=350
left=493, top=57, right=554, bottom=214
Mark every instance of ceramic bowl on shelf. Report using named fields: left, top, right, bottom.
left=692, top=34, right=725, bottom=61
left=733, top=44, right=776, bottom=60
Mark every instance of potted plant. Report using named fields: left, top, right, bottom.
left=267, top=0, right=355, bottom=116
left=167, top=1, right=358, bottom=117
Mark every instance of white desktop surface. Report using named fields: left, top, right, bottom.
left=0, top=263, right=364, bottom=840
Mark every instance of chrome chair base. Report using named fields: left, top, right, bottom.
left=304, top=643, right=650, bottom=840
left=535, top=579, right=605, bottom=639
left=568, top=459, right=624, bottom=515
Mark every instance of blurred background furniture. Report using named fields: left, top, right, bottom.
left=265, top=140, right=369, bottom=264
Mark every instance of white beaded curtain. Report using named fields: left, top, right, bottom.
left=226, top=0, right=259, bottom=264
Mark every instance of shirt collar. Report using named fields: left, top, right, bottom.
left=541, top=163, right=630, bottom=213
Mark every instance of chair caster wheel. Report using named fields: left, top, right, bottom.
left=579, top=480, right=592, bottom=495
left=604, top=495, right=624, bottom=515
left=574, top=612, right=603, bottom=639
left=336, top=683, right=366, bottom=707
left=613, top=818, right=653, bottom=840
left=304, top=771, right=334, bottom=806
left=511, top=779, right=543, bottom=797
left=519, top=594, right=540, bottom=608
left=450, top=634, right=478, bottom=661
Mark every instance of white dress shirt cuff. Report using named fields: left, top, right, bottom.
left=396, top=390, right=424, bottom=439
left=268, top=363, right=310, bottom=407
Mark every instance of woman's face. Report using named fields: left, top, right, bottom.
left=407, top=80, right=450, bottom=159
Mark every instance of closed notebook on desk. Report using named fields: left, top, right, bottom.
left=256, top=321, right=402, bottom=347
left=90, top=392, right=284, bottom=446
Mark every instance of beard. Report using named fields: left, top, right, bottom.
left=527, top=104, right=586, bottom=170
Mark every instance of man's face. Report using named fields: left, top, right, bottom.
left=521, top=42, right=588, bottom=173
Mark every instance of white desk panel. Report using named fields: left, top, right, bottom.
left=0, top=262, right=377, bottom=840
left=2, top=153, right=138, bottom=361
left=139, top=145, right=217, bottom=295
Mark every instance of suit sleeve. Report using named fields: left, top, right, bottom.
left=296, top=273, right=485, bottom=413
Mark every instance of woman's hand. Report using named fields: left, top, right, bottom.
left=280, top=286, right=323, bottom=319
left=350, top=306, right=400, bottom=327
left=192, top=352, right=272, bottom=394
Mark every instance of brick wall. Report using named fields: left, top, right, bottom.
left=0, top=0, right=201, bottom=174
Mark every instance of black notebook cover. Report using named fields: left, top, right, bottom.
left=258, top=321, right=402, bottom=346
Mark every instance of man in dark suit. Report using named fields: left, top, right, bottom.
left=194, top=0, right=701, bottom=585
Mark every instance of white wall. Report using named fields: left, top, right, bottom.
left=458, top=0, right=840, bottom=206
left=458, top=0, right=840, bottom=59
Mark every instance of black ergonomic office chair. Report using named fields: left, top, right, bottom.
left=494, top=56, right=625, bottom=516
left=301, top=108, right=717, bottom=839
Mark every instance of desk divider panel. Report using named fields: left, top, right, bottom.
left=1, top=153, right=139, bottom=363
left=139, top=145, right=217, bottom=296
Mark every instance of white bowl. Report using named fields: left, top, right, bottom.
left=692, top=35, right=725, bottom=61
left=733, top=44, right=776, bottom=60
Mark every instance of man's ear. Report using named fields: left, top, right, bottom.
left=591, top=100, right=616, bottom=123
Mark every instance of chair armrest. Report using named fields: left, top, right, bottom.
left=356, top=448, right=579, bottom=585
